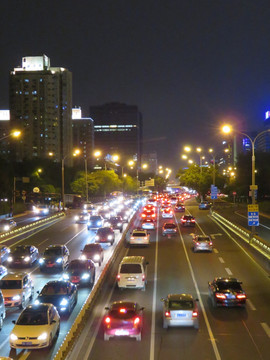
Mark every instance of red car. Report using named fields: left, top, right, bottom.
left=104, top=301, right=144, bottom=341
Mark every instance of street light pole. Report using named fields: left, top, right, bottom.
left=85, top=158, right=88, bottom=203
left=61, top=158, right=65, bottom=210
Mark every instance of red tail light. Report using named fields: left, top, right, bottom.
left=165, top=311, right=171, bottom=317
left=105, top=316, right=111, bottom=324
left=209, top=242, right=213, bottom=246
left=192, top=311, right=198, bottom=318
left=152, top=214, right=155, bottom=218
left=134, top=317, right=140, bottom=325
left=191, top=219, right=195, bottom=222
left=182, top=219, right=186, bottom=222
left=141, top=214, right=146, bottom=218
left=119, top=308, right=127, bottom=313
left=215, top=293, right=226, bottom=299
left=116, top=274, right=120, bottom=281
left=142, top=274, right=145, bottom=281
left=236, top=294, right=246, bottom=299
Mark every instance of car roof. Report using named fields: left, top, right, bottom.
left=167, top=294, right=194, bottom=301
left=1, top=272, right=28, bottom=280
left=23, top=304, right=50, bottom=313
left=133, top=228, right=147, bottom=232
left=121, top=256, right=145, bottom=264
left=83, top=243, right=101, bottom=249
left=214, top=277, right=240, bottom=283
left=110, top=301, right=137, bottom=310
left=43, top=280, right=70, bottom=287
left=46, top=244, right=64, bottom=249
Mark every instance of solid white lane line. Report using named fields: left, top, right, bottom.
left=261, top=322, right=270, bottom=338
left=218, top=257, right=225, bottom=263
left=176, top=222, right=221, bottom=360
left=225, top=267, right=233, bottom=275
left=213, top=248, right=219, bottom=254
left=149, top=211, right=159, bottom=360
left=246, top=299, right=256, bottom=311
left=65, top=227, right=87, bottom=246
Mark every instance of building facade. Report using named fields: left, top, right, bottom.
left=9, top=55, right=73, bottom=165
left=90, top=102, right=143, bottom=167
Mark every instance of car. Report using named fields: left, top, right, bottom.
left=62, top=259, right=95, bottom=287
left=128, top=229, right=150, bottom=246
left=199, top=201, right=211, bottom=210
left=0, top=289, right=5, bottom=330
left=33, top=204, right=50, bottom=216
left=0, top=265, right=7, bottom=279
left=141, top=209, right=156, bottom=221
left=161, top=294, right=199, bottom=329
left=80, top=243, right=104, bottom=266
left=103, top=301, right=144, bottom=341
left=161, top=208, right=174, bottom=218
left=143, top=204, right=156, bottom=212
left=0, top=245, right=11, bottom=264
left=108, top=216, right=124, bottom=232
left=141, top=219, right=155, bottom=230
left=7, top=245, right=39, bottom=267
left=87, top=215, right=104, bottom=230
left=9, top=303, right=60, bottom=349
left=0, top=272, right=34, bottom=309
left=208, top=277, right=247, bottom=308
left=162, top=222, right=177, bottom=236
left=39, top=244, right=70, bottom=272
left=170, top=196, right=178, bottom=204
left=180, top=215, right=195, bottom=227
left=36, top=280, right=78, bottom=314
left=74, top=211, right=90, bottom=224
left=95, top=227, right=115, bottom=245
left=193, top=235, right=213, bottom=252
left=117, top=256, right=148, bottom=291
left=174, top=203, right=185, bottom=212
left=0, top=219, right=17, bottom=233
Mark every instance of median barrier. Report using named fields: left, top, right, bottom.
left=53, top=211, right=137, bottom=360
left=211, top=211, right=270, bottom=260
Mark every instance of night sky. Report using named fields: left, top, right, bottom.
left=1, top=0, right=270, bottom=172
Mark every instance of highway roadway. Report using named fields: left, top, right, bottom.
left=68, top=199, right=270, bottom=360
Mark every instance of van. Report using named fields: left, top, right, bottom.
left=117, top=256, right=149, bottom=291
left=0, top=289, right=6, bottom=330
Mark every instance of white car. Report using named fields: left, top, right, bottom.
left=128, top=229, right=150, bottom=246
left=10, top=303, right=60, bottom=349
left=33, top=204, right=50, bottom=215
left=161, top=209, right=174, bottom=218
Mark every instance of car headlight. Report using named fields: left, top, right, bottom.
left=62, top=273, right=69, bottom=280
left=84, top=216, right=88, bottom=220
left=93, top=254, right=100, bottom=261
left=80, top=254, right=87, bottom=260
left=24, top=256, right=30, bottom=262
left=60, top=298, right=68, bottom=306
left=97, top=221, right=102, bottom=226
left=7, top=256, right=13, bottom=262
left=117, top=223, right=122, bottom=226
left=10, top=333, right=18, bottom=341
left=12, top=295, right=21, bottom=301
left=34, top=299, right=40, bottom=305
left=56, top=258, right=63, bottom=263
left=95, top=236, right=99, bottom=240
left=39, top=258, right=44, bottom=264
left=4, top=225, right=10, bottom=231
left=82, top=273, right=90, bottom=280
left=108, top=235, right=113, bottom=240
left=74, top=216, right=79, bottom=221
left=37, top=332, right=48, bottom=340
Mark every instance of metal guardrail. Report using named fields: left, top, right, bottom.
left=53, top=212, right=136, bottom=360
left=211, top=211, right=270, bottom=260
left=0, top=212, right=65, bottom=243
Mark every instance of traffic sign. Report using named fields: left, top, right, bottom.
left=210, top=185, right=218, bottom=200
left=249, top=185, right=258, bottom=190
left=248, top=204, right=259, bottom=212
left=248, top=211, right=259, bottom=226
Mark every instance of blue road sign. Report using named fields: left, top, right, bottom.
left=248, top=211, right=259, bottom=226
left=211, top=185, right=218, bottom=199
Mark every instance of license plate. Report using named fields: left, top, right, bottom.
left=115, top=329, right=129, bottom=336
left=177, top=313, right=186, bottom=317
left=22, top=342, right=32, bottom=345
left=227, top=294, right=235, bottom=299
left=127, top=278, right=135, bottom=281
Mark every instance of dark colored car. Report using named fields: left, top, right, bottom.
left=36, top=280, right=78, bottom=314
left=63, top=259, right=95, bottom=287
left=180, top=215, right=195, bottom=227
left=141, top=210, right=156, bottom=221
left=0, top=219, right=17, bottom=233
left=174, top=203, right=185, bottom=212
left=208, top=277, right=247, bottom=307
left=162, top=222, right=177, bottom=236
left=95, top=227, right=115, bottom=245
left=199, top=201, right=211, bottom=210
left=109, top=216, right=124, bottom=232
left=7, top=245, right=39, bottom=267
left=104, top=301, right=144, bottom=341
left=0, top=245, right=11, bottom=264
left=39, top=245, right=70, bottom=272
left=87, top=215, right=104, bottom=230
left=80, top=243, right=104, bottom=266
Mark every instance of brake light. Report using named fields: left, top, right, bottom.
left=119, top=308, right=127, bottom=313
left=192, top=311, right=198, bottom=318
left=196, top=242, right=200, bottom=245
left=142, top=274, right=145, bottom=281
left=141, top=214, right=146, bottom=218
left=105, top=316, right=111, bottom=324
left=209, top=242, right=213, bottom=246
left=131, top=236, right=134, bottom=240
left=134, top=317, right=140, bottom=325
left=215, top=293, right=226, bottom=299
left=191, top=219, right=195, bottom=222
left=182, top=219, right=186, bottom=222
left=236, top=294, right=246, bottom=299
left=116, top=274, right=120, bottom=281
left=144, top=236, right=148, bottom=240
left=151, top=214, right=155, bottom=218
left=165, top=311, right=171, bottom=317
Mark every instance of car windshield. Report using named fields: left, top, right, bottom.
left=98, top=228, right=110, bottom=234
left=17, top=310, right=48, bottom=325
left=44, top=248, right=62, bottom=256
left=184, top=216, right=193, bottom=220
left=217, top=281, right=242, bottom=291
left=164, top=224, right=176, bottom=229
left=41, top=283, right=67, bottom=295
left=90, top=216, right=101, bottom=221
left=69, top=262, right=87, bottom=270
left=133, top=232, right=146, bottom=237
left=110, top=309, right=136, bottom=320
left=120, top=264, right=142, bottom=274
left=197, top=237, right=210, bottom=242
left=0, top=280, right=22, bottom=289
left=13, top=247, right=30, bottom=254
left=169, top=300, right=194, bottom=310
left=84, top=245, right=99, bottom=252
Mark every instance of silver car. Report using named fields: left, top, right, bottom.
left=193, top=235, right=213, bottom=252
left=161, top=294, right=199, bottom=329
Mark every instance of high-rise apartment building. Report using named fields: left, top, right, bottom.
left=9, top=55, right=73, bottom=165
left=90, top=102, right=143, bottom=166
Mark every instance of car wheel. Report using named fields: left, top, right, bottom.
left=136, top=332, right=142, bottom=341
left=74, top=293, right=78, bottom=306
left=0, top=316, right=3, bottom=331
left=91, top=274, right=95, bottom=287
left=48, top=333, right=53, bottom=348
left=104, top=333, right=110, bottom=341
left=30, top=287, right=34, bottom=300
left=120, top=227, right=123, bottom=233
left=20, top=296, right=26, bottom=310
left=99, top=260, right=102, bottom=266
left=110, top=241, right=114, bottom=246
